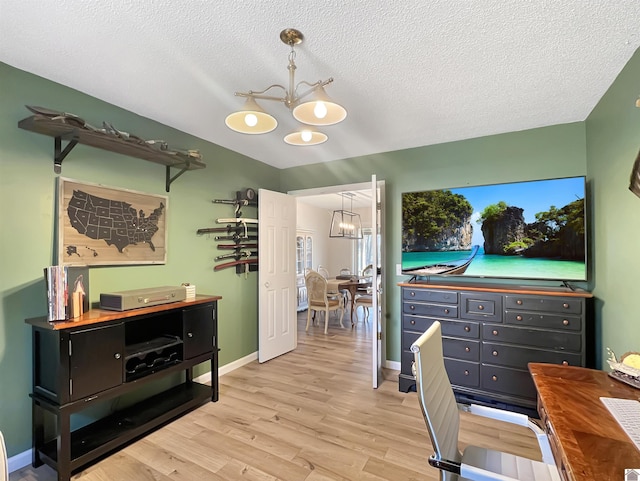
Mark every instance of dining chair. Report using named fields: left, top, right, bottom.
left=1, top=430, right=7, bottom=481
left=411, top=321, right=560, bottom=481
left=316, top=265, right=346, bottom=310
left=355, top=264, right=374, bottom=299
left=305, top=270, right=345, bottom=334
left=353, top=277, right=381, bottom=325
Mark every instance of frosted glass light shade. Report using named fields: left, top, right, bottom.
left=292, top=86, right=347, bottom=126
left=225, top=97, right=278, bottom=134
left=284, top=130, right=328, bottom=146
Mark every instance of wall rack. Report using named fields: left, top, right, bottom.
left=18, top=115, right=206, bottom=192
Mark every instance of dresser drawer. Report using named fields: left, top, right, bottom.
left=482, top=324, right=582, bottom=351
left=504, top=310, right=581, bottom=331
left=445, top=358, right=480, bottom=388
left=460, top=292, right=502, bottom=322
left=403, top=302, right=458, bottom=318
left=404, top=315, right=479, bottom=339
left=403, top=289, right=458, bottom=304
left=402, top=326, right=479, bottom=359
left=401, top=345, right=480, bottom=377
left=444, top=338, right=479, bottom=362
left=482, top=343, right=582, bottom=369
left=480, top=365, right=537, bottom=400
left=504, top=295, right=582, bottom=314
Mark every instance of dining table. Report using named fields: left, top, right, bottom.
left=327, top=277, right=372, bottom=324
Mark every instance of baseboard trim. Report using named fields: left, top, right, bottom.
left=8, top=448, right=32, bottom=475
left=385, top=360, right=401, bottom=371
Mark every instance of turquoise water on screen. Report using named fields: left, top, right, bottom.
left=402, top=247, right=586, bottom=280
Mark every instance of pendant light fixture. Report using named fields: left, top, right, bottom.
left=225, top=28, right=347, bottom=145
left=329, top=193, right=363, bottom=239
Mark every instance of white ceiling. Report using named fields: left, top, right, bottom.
left=2, top=1, right=640, bottom=170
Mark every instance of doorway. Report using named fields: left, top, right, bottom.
left=288, top=178, right=385, bottom=388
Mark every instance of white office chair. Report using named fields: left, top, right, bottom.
left=411, top=322, right=560, bottom=481
left=1, top=431, right=8, bottom=481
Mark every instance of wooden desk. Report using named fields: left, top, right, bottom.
left=529, top=363, right=640, bottom=481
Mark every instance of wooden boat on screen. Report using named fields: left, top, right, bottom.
left=404, top=245, right=479, bottom=276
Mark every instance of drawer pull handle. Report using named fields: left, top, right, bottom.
left=410, top=291, right=415, bottom=297
left=563, top=303, right=569, bottom=309
left=464, top=370, right=469, bottom=376
left=410, top=305, right=415, bottom=310
left=444, top=308, right=450, bottom=314
left=516, top=299, right=523, bottom=305
left=465, top=347, right=470, bottom=352
left=464, top=326, right=471, bottom=332
left=492, top=350, right=498, bottom=356
left=492, top=375, right=498, bottom=381
left=562, top=319, right=569, bottom=326
left=492, top=329, right=498, bottom=336
left=188, top=332, right=194, bottom=338
left=114, top=353, right=121, bottom=360
left=562, top=360, right=569, bottom=366
left=410, top=320, right=415, bottom=325
left=478, top=305, right=484, bottom=310
left=516, top=315, right=523, bottom=321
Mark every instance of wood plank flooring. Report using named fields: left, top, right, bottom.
left=11, top=310, right=542, bottom=481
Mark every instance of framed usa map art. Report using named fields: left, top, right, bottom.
left=58, top=177, right=168, bottom=266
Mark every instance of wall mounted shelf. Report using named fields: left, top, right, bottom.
left=18, top=115, right=206, bottom=192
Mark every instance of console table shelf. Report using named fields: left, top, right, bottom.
left=18, top=115, right=206, bottom=192
left=26, top=295, right=221, bottom=481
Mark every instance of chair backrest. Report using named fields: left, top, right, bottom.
left=0, top=430, right=7, bottom=481
left=411, top=321, right=462, bottom=467
left=339, top=268, right=351, bottom=275
left=305, top=271, right=329, bottom=307
left=317, top=266, right=330, bottom=279
left=362, top=264, right=373, bottom=277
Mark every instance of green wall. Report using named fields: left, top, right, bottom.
left=3, top=45, right=639, bottom=461
left=0, top=63, right=280, bottom=456
left=586, top=48, right=640, bottom=363
left=280, top=123, right=589, bottom=364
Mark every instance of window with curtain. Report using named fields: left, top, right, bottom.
left=356, top=228, right=380, bottom=274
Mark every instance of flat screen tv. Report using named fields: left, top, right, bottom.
left=401, top=176, right=587, bottom=281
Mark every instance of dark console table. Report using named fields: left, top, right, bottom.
left=398, top=281, right=593, bottom=416
left=26, top=295, right=221, bottom=481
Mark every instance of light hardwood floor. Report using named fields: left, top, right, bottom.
left=11, top=310, right=542, bottom=481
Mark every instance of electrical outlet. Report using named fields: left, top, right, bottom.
left=396, top=263, right=402, bottom=276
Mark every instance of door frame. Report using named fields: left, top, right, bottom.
left=288, top=179, right=386, bottom=387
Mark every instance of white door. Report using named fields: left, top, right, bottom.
left=371, top=175, right=385, bottom=388
left=258, top=189, right=297, bottom=362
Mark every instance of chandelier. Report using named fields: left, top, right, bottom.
left=224, top=28, right=347, bottom=146
left=329, top=193, right=363, bottom=239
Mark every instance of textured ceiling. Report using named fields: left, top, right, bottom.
left=2, top=1, right=640, bottom=170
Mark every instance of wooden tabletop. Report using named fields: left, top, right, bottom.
left=529, top=363, right=640, bottom=480
left=25, top=294, right=221, bottom=330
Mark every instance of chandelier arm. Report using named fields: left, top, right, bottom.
left=234, top=83, right=287, bottom=97
left=294, top=78, right=334, bottom=102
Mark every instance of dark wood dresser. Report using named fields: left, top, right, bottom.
left=398, top=282, right=593, bottom=414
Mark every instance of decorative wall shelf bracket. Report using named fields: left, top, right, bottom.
left=54, top=133, right=79, bottom=174
left=18, top=115, right=206, bottom=192
left=166, top=165, right=189, bottom=193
